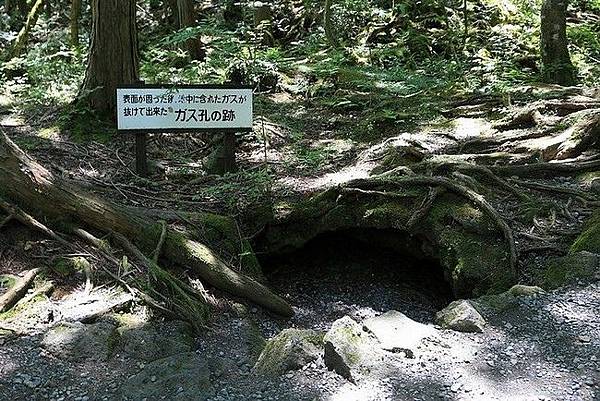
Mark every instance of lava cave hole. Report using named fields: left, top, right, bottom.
left=259, top=228, right=456, bottom=323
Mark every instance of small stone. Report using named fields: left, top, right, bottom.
left=435, top=300, right=486, bottom=333
left=578, top=335, right=591, bottom=343
left=150, top=375, right=157, bottom=382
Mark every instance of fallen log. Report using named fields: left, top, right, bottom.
left=0, top=131, right=293, bottom=318
left=0, top=268, right=42, bottom=313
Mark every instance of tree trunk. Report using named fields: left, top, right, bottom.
left=79, top=0, right=139, bottom=118
left=6, top=0, right=45, bottom=60
left=17, top=0, right=27, bottom=16
left=540, top=0, right=576, bottom=86
left=70, top=0, right=81, bottom=47
left=0, top=132, right=293, bottom=317
left=5, top=0, right=15, bottom=15
left=177, top=0, right=205, bottom=61
left=324, top=0, right=340, bottom=48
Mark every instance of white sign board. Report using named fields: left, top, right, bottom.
left=116, top=86, right=253, bottom=132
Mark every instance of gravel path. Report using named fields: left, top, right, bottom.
left=1, top=271, right=598, bottom=401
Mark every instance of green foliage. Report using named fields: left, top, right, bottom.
left=570, top=210, right=600, bottom=254
left=197, top=169, right=273, bottom=212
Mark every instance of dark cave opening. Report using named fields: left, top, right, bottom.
left=259, top=228, right=456, bottom=327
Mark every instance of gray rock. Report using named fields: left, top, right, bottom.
left=253, top=328, right=323, bottom=376
left=435, top=300, right=485, bottom=333
left=119, top=352, right=214, bottom=400
left=41, top=321, right=118, bottom=361
left=323, top=316, right=380, bottom=382
left=590, top=177, right=600, bottom=194
left=116, top=319, right=193, bottom=362
left=507, top=285, right=546, bottom=297
left=363, top=310, right=436, bottom=353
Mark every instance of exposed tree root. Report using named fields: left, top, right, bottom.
left=509, top=179, right=600, bottom=206
left=488, top=159, right=600, bottom=178
left=347, top=176, right=518, bottom=275
left=417, top=161, right=531, bottom=202
left=406, top=187, right=445, bottom=230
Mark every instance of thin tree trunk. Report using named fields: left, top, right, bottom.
left=324, top=0, right=340, bottom=48
left=70, top=0, right=82, bottom=47
left=79, top=0, right=139, bottom=117
left=6, top=0, right=45, bottom=60
left=540, top=0, right=576, bottom=85
left=5, top=0, right=15, bottom=15
left=176, top=0, right=205, bottom=61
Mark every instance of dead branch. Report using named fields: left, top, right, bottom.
left=72, top=227, right=177, bottom=319
left=0, top=198, right=71, bottom=248
left=0, top=268, right=43, bottom=313
left=151, top=220, right=167, bottom=264
left=16, top=281, right=54, bottom=307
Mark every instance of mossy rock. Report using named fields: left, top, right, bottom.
left=436, top=299, right=485, bottom=333
left=473, top=284, right=546, bottom=315
left=254, top=328, right=323, bottom=376
left=41, top=321, right=119, bottom=362
left=115, top=319, right=194, bottom=362
left=541, top=251, right=600, bottom=289
left=260, top=185, right=516, bottom=298
left=0, top=274, right=18, bottom=293
left=570, top=209, right=600, bottom=254
left=52, top=256, right=91, bottom=277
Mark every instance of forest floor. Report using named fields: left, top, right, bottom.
left=1, top=84, right=600, bottom=400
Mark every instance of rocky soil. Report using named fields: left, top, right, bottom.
left=0, top=258, right=598, bottom=401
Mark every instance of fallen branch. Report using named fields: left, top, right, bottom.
left=151, top=220, right=167, bottom=264
left=0, top=268, right=43, bottom=313
left=0, top=214, right=12, bottom=229
left=15, top=281, right=54, bottom=307
left=0, top=131, right=293, bottom=320
left=0, top=198, right=71, bottom=248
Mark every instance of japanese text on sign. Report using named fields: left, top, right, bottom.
left=116, top=86, right=253, bottom=131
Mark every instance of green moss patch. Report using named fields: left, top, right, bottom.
left=570, top=210, right=600, bottom=254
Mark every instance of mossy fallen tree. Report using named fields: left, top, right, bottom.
left=259, top=176, right=519, bottom=298
left=0, top=132, right=293, bottom=323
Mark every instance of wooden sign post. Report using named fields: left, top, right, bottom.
left=115, top=84, right=253, bottom=177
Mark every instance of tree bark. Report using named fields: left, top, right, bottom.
left=324, top=0, right=340, bottom=48
left=6, top=0, right=45, bottom=60
left=79, top=0, right=139, bottom=118
left=70, top=0, right=82, bottom=47
left=5, top=0, right=15, bottom=15
left=540, top=0, right=576, bottom=86
left=177, top=0, right=205, bottom=61
left=0, top=132, right=293, bottom=317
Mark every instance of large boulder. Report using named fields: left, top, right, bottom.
left=363, top=310, right=436, bottom=355
left=119, top=352, right=214, bottom=400
left=253, top=328, right=323, bottom=376
left=323, top=316, right=381, bottom=382
left=542, top=251, right=600, bottom=289
left=41, top=320, right=118, bottom=361
left=435, top=300, right=485, bottom=333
